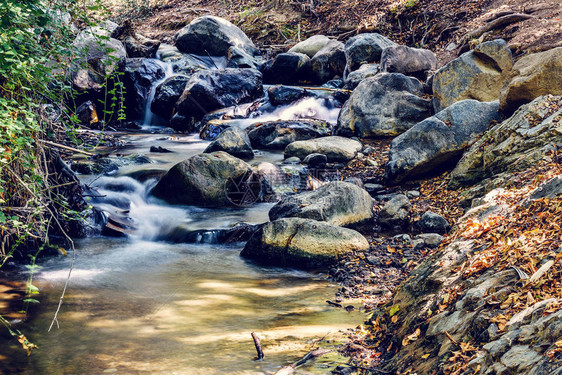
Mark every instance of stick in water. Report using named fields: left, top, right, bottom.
left=251, top=332, right=264, bottom=360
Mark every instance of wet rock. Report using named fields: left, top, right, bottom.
left=151, top=151, right=261, bottom=206
left=310, top=41, right=346, bottom=84
left=123, top=58, right=166, bottom=119
left=267, top=85, right=308, bottom=106
left=171, top=54, right=215, bottom=75
left=432, top=39, right=513, bottom=112
left=75, top=100, right=99, bottom=127
left=204, top=126, right=254, bottom=160
left=500, top=47, right=562, bottom=115
left=199, top=119, right=237, bottom=140
left=344, top=33, right=396, bottom=72
left=385, top=99, right=500, bottom=183
left=343, top=63, right=380, bottom=90
left=449, top=95, right=562, bottom=188
left=123, top=33, right=160, bottom=58
left=283, top=157, right=301, bottom=164
left=227, top=46, right=261, bottom=69
left=150, top=146, right=172, bottom=153
left=174, top=15, right=258, bottom=57
left=157, top=43, right=183, bottom=62
left=303, top=153, right=327, bottom=169
left=175, top=68, right=263, bottom=122
left=169, top=113, right=198, bottom=133
left=241, top=218, right=370, bottom=269
left=269, top=181, right=374, bottom=228
left=261, top=52, right=310, bottom=84
left=335, top=73, right=431, bottom=137
left=377, top=194, right=410, bottom=229
left=246, top=120, right=331, bottom=149
left=284, top=136, right=363, bottom=163
left=151, top=75, right=190, bottom=120
left=288, top=35, right=333, bottom=58
left=418, top=211, right=450, bottom=234
left=380, top=45, right=438, bottom=78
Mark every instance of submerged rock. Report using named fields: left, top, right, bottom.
left=241, top=218, right=370, bottom=269
left=284, top=136, right=363, bottom=162
left=246, top=120, right=331, bottom=149
left=204, top=126, right=254, bottom=160
left=269, top=181, right=374, bottom=227
left=151, top=151, right=261, bottom=206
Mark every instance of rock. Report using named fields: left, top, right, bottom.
left=261, top=52, right=310, bottom=84
left=288, top=35, right=333, bottom=58
left=500, top=47, right=562, bottom=115
left=75, top=101, right=99, bottom=127
left=414, top=233, right=444, bottom=249
left=283, top=157, right=301, bottom=164
left=150, top=146, right=172, bottom=153
left=169, top=113, right=197, bottom=133
left=344, top=177, right=364, bottom=188
left=335, top=73, right=431, bottom=137
left=377, top=194, right=410, bottom=229
left=303, top=153, right=327, bottom=169
left=267, top=85, right=308, bottom=106
left=418, top=211, right=450, bottom=234
left=530, top=175, right=562, bottom=200
left=284, top=136, right=363, bottom=162
left=432, top=39, right=513, bottom=112
left=269, top=181, right=374, bottom=227
left=204, top=126, right=254, bottom=160
left=380, top=45, right=438, bottom=77
left=385, top=99, right=501, bottom=183
left=151, top=75, right=190, bottom=119
left=449, top=95, right=562, bottom=188
left=199, top=119, right=236, bottom=140
left=174, top=15, right=258, bottom=57
left=344, top=33, right=396, bottom=72
left=157, top=43, right=183, bottom=62
left=123, top=33, right=160, bottom=58
left=171, top=54, right=215, bottom=75
left=70, top=35, right=127, bottom=97
left=310, top=41, right=346, bottom=84
left=175, top=68, right=263, bottom=121
left=343, top=63, right=380, bottom=90
left=241, top=218, right=370, bottom=269
left=151, top=151, right=261, bottom=206
left=227, top=46, right=261, bottom=69
left=122, top=58, right=166, bottom=119
left=365, top=183, right=384, bottom=194
left=246, top=120, right=331, bottom=149
left=406, top=190, right=420, bottom=199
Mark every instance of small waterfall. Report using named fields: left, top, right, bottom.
left=142, top=59, right=174, bottom=127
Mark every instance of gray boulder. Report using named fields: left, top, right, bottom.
left=241, top=218, right=370, bottom=269
left=151, top=151, right=260, bottom=206
left=246, top=120, right=331, bottom=149
left=171, top=54, right=215, bottom=75
left=303, top=153, right=327, bottom=169
left=204, top=126, right=254, bottom=160
left=378, top=194, right=411, bottom=229
left=344, top=33, right=396, bottom=72
left=199, top=119, right=236, bottom=140
left=450, top=95, right=562, bottom=188
left=432, top=39, right=513, bottom=112
left=123, top=33, right=160, bottom=58
left=385, top=100, right=501, bottom=183
left=267, top=85, right=308, bottom=106
left=310, top=41, right=346, bottom=84
left=288, top=35, right=333, bottom=58
left=418, top=211, right=450, bottom=234
left=174, top=16, right=258, bottom=57
left=175, top=68, right=263, bottom=121
left=269, top=181, right=374, bottom=227
left=380, top=45, right=438, bottom=77
left=284, top=136, right=362, bottom=162
left=262, top=52, right=310, bottom=84
left=335, top=73, right=432, bottom=137
left=343, top=63, right=380, bottom=90
left=151, top=75, right=190, bottom=119
left=123, top=58, right=166, bottom=119
left=227, top=46, right=261, bottom=69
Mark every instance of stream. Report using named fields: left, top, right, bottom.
left=0, top=64, right=362, bottom=374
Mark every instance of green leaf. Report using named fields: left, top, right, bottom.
left=389, top=305, right=400, bottom=317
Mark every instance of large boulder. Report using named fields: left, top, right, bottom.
left=344, top=33, right=396, bottom=72
left=204, top=126, right=254, bottom=160
left=151, top=151, right=261, bottom=206
left=261, top=52, right=310, bottom=84
left=450, top=95, right=562, bottom=188
left=122, top=58, right=166, bottom=119
left=123, top=33, right=160, bottom=58
left=432, top=39, right=513, bottom=112
left=385, top=100, right=501, bottom=183
left=335, top=73, right=432, bottom=137
left=288, top=35, right=333, bottom=58
left=174, top=15, right=258, bottom=57
left=500, top=47, right=562, bottom=115
left=246, top=120, right=331, bottom=149
left=151, top=75, right=190, bottom=119
left=284, top=136, right=362, bottom=162
left=380, top=45, right=438, bottom=77
left=343, top=63, right=380, bottom=90
left=240, top=218, right=370, bottom=269
left=310, top=41, right=347, bottom=84
left=175, top=68, right=263, bottom=121
left=269, top=181, right=374, bottom=227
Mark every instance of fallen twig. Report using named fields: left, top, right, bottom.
left=37, top=139, right=94, bottom=157
left=274, top=348, right=331, bottom=375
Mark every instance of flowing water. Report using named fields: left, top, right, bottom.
left=0, top=87, right=362, bottom=373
